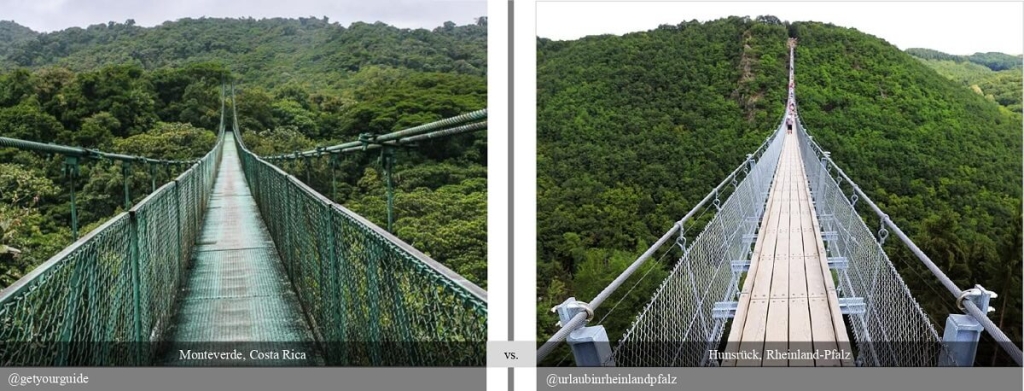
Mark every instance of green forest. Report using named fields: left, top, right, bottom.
left=0, top=17, right=487, bottom=289
left=906, top=48, right=1023, bottom=113
left=537, top=16, right=1022, bottom=365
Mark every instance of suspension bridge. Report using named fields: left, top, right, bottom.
left=538, top=38, right=1023, bottom=367
left=0, top=86, right=487, bottom=366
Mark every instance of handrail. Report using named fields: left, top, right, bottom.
left=0, top=137, right=196, bottom=165
left=0, top=208, right=127, bottom=302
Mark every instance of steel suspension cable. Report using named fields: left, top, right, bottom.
left=264, top=110, right=487, bottom=160
left=0, top=137, right=197, bottom=165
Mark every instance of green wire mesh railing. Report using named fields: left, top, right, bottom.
left=231, top=100, right=488, bottom=366
left=0, top=119, right=225, bottom=366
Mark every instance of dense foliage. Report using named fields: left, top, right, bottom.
left=537, top=17, right=1022, bottom=365
left=0, top=17, right=486, bottom=90
left=905, top=48, right=1023, bottom=71
left=0, top=17, right=487, bottom=289
left=239, top=68, right=487, bottom=286
left=906, top=49, right=1023, bottom=113
left=0, top=21, right=37, bottom=59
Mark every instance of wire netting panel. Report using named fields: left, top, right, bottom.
left=134, top=184, right=177, bottom=348
left=613, top=128, right=785, bottom=366
left=0, top=215, right=136, bottom=365
left=0, top=132, right=224, bottom=366
left=236, top=136, right=487, bottom=366
left=795, top=121, right=945, bottom=366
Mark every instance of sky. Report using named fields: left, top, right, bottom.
left=0, top=0, right=486, bottom=32
left=537, top=2, right=1024, bottom=55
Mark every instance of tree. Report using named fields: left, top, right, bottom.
left=62, top=111, right=118, bottom=148
left=0, top=163, right=63, bottom=286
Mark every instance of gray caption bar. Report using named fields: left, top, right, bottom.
left=1, top=368, right=484, bottom=391
left=538, top=368, right=1022, bottom=391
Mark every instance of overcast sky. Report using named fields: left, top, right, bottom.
left=538, top=2, right=1024, bottom=55
left=0, top=0, right=486, bottom=32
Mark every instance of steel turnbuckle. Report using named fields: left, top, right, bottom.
left=676, top=223, right=688, bottom=252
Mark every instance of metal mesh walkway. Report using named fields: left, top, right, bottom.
left=161, top=131, right=321, bottom=366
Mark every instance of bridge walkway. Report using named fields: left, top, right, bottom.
left=161, top=131, right=320, bottom=365
left=722, top=130, right=853, bottom=367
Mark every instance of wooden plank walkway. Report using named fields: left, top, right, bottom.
left=721, top=131, right=854, bottom=367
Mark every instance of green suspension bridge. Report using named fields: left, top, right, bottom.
left=0, top=86, right=487, bottom=366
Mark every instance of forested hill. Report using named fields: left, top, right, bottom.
left=905, top=48, right=1023, bottom=71
left=906, top=48, right=1023, bottom=113
left=0, top=17, right=486, bottom=89
left=0, top=21, right=37, bottom=58
left=537, top=16, right=1022, bottom=363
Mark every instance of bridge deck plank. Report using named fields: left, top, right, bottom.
left=798, top=140, right=855, bottom=366
left=737, top=154, right=788, bottom=365
left=721, top=146, right=785, bottom=367
left=724, top=131, right=851, bottom=367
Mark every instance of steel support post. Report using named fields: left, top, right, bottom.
left=940, top=284, right=996, bottom=366
left=382, top=146, right=395, bottom=232
left=122, top=161, right=132, bottom=209
left=63, top=157, right=80, bottom=239
left=554, top=297, right=614, bottom=367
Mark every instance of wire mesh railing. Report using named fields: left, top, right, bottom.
left=0, top=122, right=224, bottom=366
left=536, top=102, right=793, bottom=365
left=231, top=100, right=488, bottom=366
left=610, top=124, right=786, bottom=367
left=794, top=119, right=944, bottom=366
left=794, top=116, right=1023, bottom=366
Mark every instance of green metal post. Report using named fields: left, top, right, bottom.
left=128, top=211, right=143, bottom=364
left=382, top=146, right=395, bottom=232
left=122, top=161, right=132, bottom=209
left=63, top=157, right=80, bottom=240
left=329, top=154, right=338, bottom=201
left=327, top=209, right=347, bottom=363
left=304, top=155, right=311, bottom=185
left=367, top=241, right=382, bottom=365
left=57, top=257, right=84, bottom=365
left=174, top=180, right=184, bottom=283
left=384, top=253, right=417, bottom=363
left=149, top=162, right=157, bottom=192
left=284, top=180, right=294, bottom=276
left=193, top=163, right=200, bottom=233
